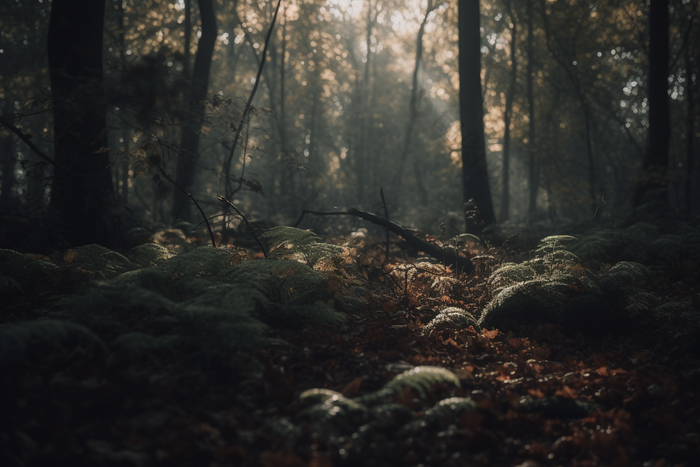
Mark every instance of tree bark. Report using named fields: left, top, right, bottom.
left=525, top=0, right=538, bottom=221
left=633, top=0, right=670, bottom=206
left=0, top=134, right=14, bottom=208
left=500, top=1, right=517, bottom=222
left=459, top=0, right=496, bottom=233
left=48, top=0, right=119, bottom=248
left=172, top=0, right=217, bottom=222
left=684, top=38, right=695, bottom=213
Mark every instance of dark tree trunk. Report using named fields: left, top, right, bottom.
left=634, top=0, right=670, bottom=206
left=117, top=0, right=130, bottom=206
left=0, top=135, right=15, bottom=208
left=685, top=42, right=695, bottom=213
left=525, top=0, right=538, bottom=221
left=500, top=2, right=517, bottom=222
left=172, top=0, right=216, bottom=222
left=47, top=0, right=119, bottom=248
left=459, top=0, right=496, bottom=233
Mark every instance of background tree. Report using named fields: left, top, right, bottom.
left=47, top=0, right=119, bottom=248
left=634, top=0, right=671, bottom=206
left=172, top=0, right=217, bottom=222
left=459, top=0, right=496, bottom=232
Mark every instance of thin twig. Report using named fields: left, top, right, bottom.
left=218, top=196, right=267, bottom=257
left=0, top=118, right=68, bottom=173
left=223, top=0, right=283, bottom=198
left=154, top=164, right=216, bottom=247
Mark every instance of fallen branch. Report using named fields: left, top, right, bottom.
left=296, top=208, right=474, bottom=273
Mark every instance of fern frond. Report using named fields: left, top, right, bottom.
left=478, top=279, right=569, bottom=331
left=488, top=263, right=538, bottom=293
left=61, top=244, right=137, bottom=280
left=384, top=366, right=461, bottom=399
left=423, top=307, right=477, bottom=335
left=423, top=396, right=477, bottom=421
left=624, top=291, right=658, bottom=313
left=299, top=388, right=346, bottom=404
left=0, top=319, right=106, bottom=368
left=298, top=389, right=368, bottom=424
left=600, top=261, right=650, bottom=287
left=261, top=226, right=343, bottom=267
left=127, top=243, right=174, bottom=267
left=57, top=283, right=272, bottom=367
left=539, top=235, right=579, bottom=245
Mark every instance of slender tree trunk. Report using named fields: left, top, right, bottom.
left=500, top=4, right=517, bottom=222
left=48, top=0, right=119, bottom=248
left=184, top=0, right=192, bottom=78
left=525, top=0, right=539, bottom=221
left=582, top=100, right=596, bottom=213
left=459, top=0, right=496, bottom=232
left=685, top=43, right=695, bottom=213
left=539, top=0, right=596, bottom=214
left=172, top=0, right=216, bottom=222
left=117, top=0, right=130, bottom=206
left=357, top=0, right=375, bottom=205
left=394, top=1, right=436, bottom=205
left=279, top=15, right=288, bottom=159
left=634, top=0, right=670, bottom=206
left=0, top=135, right=15, bottom=208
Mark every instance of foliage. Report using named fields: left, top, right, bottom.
left=1, top=230, right=354, bottom=369
left=423, top=307, right=478, bottom=335
left=0, top=319, right=105, bottom=368
left=126, top=243, right=174, bottom=267
left=382, top=366, right=461, bottom=399
left=261, top=226, right=344, bottom=268
left=477, top=235, right=653, bottom=336
left=56, top=282, right=272, bottom=368
left=570, top=215, right=700, bottom=266
left=4, top=221, right=700, bottom=466
left=296, top=366, right=464, bottom=447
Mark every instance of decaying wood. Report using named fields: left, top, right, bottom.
left=296, top=208, right=474, bottom=273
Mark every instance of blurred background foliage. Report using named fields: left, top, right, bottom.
left=0, top=0, right=698, bottom=251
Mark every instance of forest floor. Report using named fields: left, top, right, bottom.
left=2, top=226, right=700, bottom=467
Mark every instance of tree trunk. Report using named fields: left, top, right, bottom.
left=0, top=135, right=15, bottom=208
left=634, top=0, right=670, bottom=206
left=459, top=0, right=496, bottom=233
left=525, top=0, right=539, bottom=221
left=47, top=0, right=119, bottom=248
left=172, top=0, right=216, bottom=222
left=394, top=1, right=435, bottom=205
left=356, top=0, right=376, bottom=206
left=685, top=41, right=695, bottom=214
left=500, top=3, right=517, bottom=222
left=117, top=0, right=130, bottom=206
